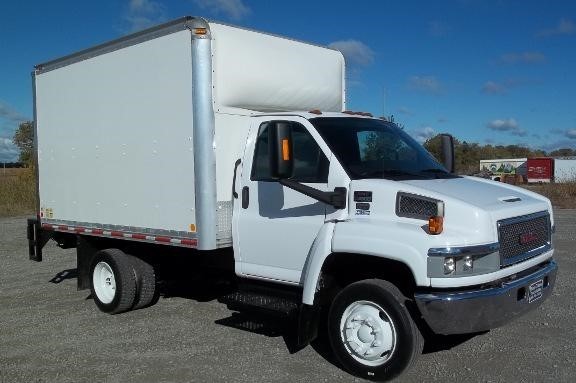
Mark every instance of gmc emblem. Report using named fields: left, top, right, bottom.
left=519, top=232, right=538, bottom=245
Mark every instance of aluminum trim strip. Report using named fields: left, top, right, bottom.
left=41, top=222, right=198, bottom=248
left=191, top=34, right=218, bottom=250
left=35, top=17, right=210, bottom=74
left=428, top=242, right=500, bottom=257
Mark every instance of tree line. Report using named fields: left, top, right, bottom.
left=424, top=134, right=576, bottom=175
left=10, top=121, right=576, bottom=174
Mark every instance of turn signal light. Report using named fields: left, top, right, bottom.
left=428, top=216, right=444, bottom=235
left=282, top=139, right=290, bottom=161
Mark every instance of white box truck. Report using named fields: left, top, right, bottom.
left=28, top=17, right=557, bottom=381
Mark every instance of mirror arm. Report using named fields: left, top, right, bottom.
left=279, top=179, right=347, bottom=209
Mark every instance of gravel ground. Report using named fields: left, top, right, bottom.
left=1, top=211, right=575, bottom=383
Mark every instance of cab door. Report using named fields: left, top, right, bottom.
left=233, top=117, right=331, bottom=284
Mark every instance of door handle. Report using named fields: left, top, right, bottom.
left=242, top=186, right=249, bottom=209
left=232, top=159, right=241, bottom=199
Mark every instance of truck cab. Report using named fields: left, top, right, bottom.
left=232, top=111, right=556, bottom=379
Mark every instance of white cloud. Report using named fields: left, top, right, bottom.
left=125, top=0, right=166, bottom=32
left=487, top=118, right=527, bottom=137
left=193, top=0, right=251, bottom=21
left=413, top=126, right=436, bottom=143
left=408, top=76, right=442, bottom=94
left=481, top=79, right=530, bottom=95
left=482, top=81, right=506, bottom=94
left=328, top=39, right=375, bottom=67
left=0, top=137, right=19, bottom=162
left=538, top=18, right=576, bottom=37
left=487, top=118, right=518, bottom=131
left=499, top=51, right=546, bottom=64
left=565, top=129, right=576, bottom=139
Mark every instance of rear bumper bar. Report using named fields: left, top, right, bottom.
left=414, top=260, right=557, bottom=335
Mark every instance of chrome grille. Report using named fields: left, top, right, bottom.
left=498, top=211, right=551, bottom=266
left=396, top=192, right=440, bottom=220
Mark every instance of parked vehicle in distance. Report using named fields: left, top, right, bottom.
left=553, top=158, right=576, bottom=183
left=479, top=158, right=527, bottom=182
left=527, top=157, right=554, bottom=183
left=28, top=16, right=557, bottom=381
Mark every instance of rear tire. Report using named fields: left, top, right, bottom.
left=90, top=249, right=137, bottom=314
left=130, top=256, right=157, bottom=310
left=328, top=279, right=423, bottom=381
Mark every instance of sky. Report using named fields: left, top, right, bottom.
left=1, top=0, right=575, bottom=162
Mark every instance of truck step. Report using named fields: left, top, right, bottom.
left=219, top=290, right=299, bottom=317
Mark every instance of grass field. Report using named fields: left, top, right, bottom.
left=522, top=182, right=576, bottom=209
left=1, top=169, right=575, bottom=217
left=0, top=168, right=36, bottom=217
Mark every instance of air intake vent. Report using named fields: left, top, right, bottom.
left=396, top=192, right=443, bottom=220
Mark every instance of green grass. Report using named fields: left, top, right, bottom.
left=0, top=168, right=36, bottom=217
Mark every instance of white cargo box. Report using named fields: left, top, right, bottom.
left=34, top=16, right=345, bottom=250
left=554, top=158, right=576, bottom=183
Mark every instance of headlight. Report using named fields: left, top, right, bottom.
left=428, top=243, right=500, bottom=278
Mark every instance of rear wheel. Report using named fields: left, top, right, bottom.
left=90, top=249, right=137, bottom=314
left=328, top=279, right=423, bottom=381
left=130, top=256, right=157, bottom=310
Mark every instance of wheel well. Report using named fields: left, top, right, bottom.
left=319, top=253, right=417, bottom=299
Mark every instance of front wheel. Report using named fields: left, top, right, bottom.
left=328, top=279, right=423, bottom=381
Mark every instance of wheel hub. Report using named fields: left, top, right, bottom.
left=93, top=261, right=116, bottom=304
left=340, top=300, right=397, bottom=366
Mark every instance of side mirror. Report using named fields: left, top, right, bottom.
left=268, top=121, right=294, bottom=179
left=440, top=134, right=455, bottom=173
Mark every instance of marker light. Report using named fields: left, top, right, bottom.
left=193, top=28, right=207, bottom=35
left=444, top=257, right=455, bottom=274
left=282, top=139, right=290, bottom=161
left=428, top=216, right=444, bottom=235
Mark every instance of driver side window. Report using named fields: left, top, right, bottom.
left=251, top=122, right=329, bottom=183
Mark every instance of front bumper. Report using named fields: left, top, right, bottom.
left=414, top=260, right=557, bottom=335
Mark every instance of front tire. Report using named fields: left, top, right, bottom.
left=90, top=249, right=137, bottom=314
left=328, top=279, right=423, bottom=381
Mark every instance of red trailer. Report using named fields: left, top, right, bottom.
left=527, top=157, right=554, bottom=183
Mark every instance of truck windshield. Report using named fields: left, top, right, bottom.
left=311, top=117, right=453, bottom=180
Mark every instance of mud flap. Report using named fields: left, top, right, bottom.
left=27, top=218, right=52, bottom=262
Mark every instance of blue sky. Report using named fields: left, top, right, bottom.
left=1, top=0, right=575, bottom=162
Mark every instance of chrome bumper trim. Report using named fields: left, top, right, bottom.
left=415, top=260, right=557, bottom=335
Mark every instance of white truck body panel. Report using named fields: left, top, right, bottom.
left=210, top=23, right=345, bottom=113
left=36, top=30, right=196, bottom=232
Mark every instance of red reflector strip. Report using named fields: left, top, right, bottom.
left=40, top=223, right=197, bottom=248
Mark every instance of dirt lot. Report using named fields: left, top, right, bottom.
left=1, top=211, right=575, bottom=383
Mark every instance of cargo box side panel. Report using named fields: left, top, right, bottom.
left=36, top=30, right=197, bottom=234
left=210, top=22, right=345, bottom=113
